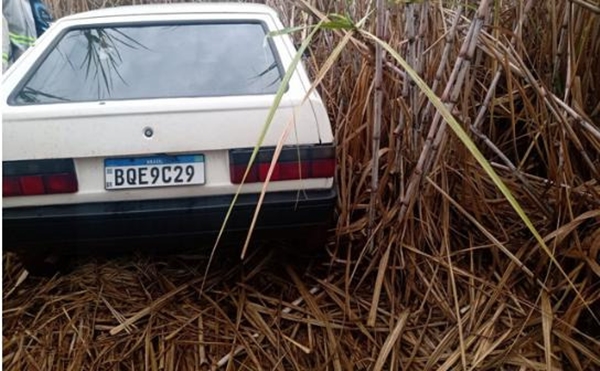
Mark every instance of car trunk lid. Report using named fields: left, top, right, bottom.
left=2, top=95, right=320, bottom=161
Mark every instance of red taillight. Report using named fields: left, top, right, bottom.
left=230, top=145, right=335, bottom=184
left=19, top=175, right=45, bottom=195
left=44, top=173, right=78, bottom=194
left=310, top=159, right=336, bottom=178
left=3, top=159, right=78, bottom=197
left=3, top=177, right=21, bottom=197
left=258, top=162, right=310, bottom=182
left=230, top=164, right=260, bottom=184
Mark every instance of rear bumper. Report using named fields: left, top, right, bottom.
left=3, top=189, right=336, bottom=249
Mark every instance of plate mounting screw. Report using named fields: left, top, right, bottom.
left=144, top=127, right=154, bottom=138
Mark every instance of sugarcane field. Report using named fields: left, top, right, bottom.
left=2, top=0, right=600, bottom=370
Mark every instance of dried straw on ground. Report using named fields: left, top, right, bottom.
left=3, top=0, right=600, bottom=370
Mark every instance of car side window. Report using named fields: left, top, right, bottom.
left=11, top=21, right=283, bottom=105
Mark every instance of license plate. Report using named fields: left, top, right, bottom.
left=105, top=155, right=205, bottom=190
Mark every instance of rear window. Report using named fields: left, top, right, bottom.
left=11, top=22, right=283, bottom=105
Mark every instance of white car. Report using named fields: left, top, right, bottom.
left=2, top=3, right=335, bottom=273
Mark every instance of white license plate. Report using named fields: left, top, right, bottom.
left=105, top=155, right=205, bottom=190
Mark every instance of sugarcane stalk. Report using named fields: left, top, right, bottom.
left=367, top=0, right=385, bottom=253
left=397, top=0, right=492, bottom=227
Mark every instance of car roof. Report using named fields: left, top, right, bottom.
left=60, top=3, right=279, bottom=21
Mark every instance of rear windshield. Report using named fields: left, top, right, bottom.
left=11, top=22, right=283, bottom=105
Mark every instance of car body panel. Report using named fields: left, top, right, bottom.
left=2, top=4, right=335, bottom=257
left=3, top=97, right=318, bottom=160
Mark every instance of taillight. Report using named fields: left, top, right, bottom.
left=44, top=173, right=78, bottom=194
left=3, top=159, right=78, bottom=197
left=19, top=175, right=45, bottom=195
left=3, top=177, right=21, bottom=197
left=229, top=144, right=335, bottom=184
